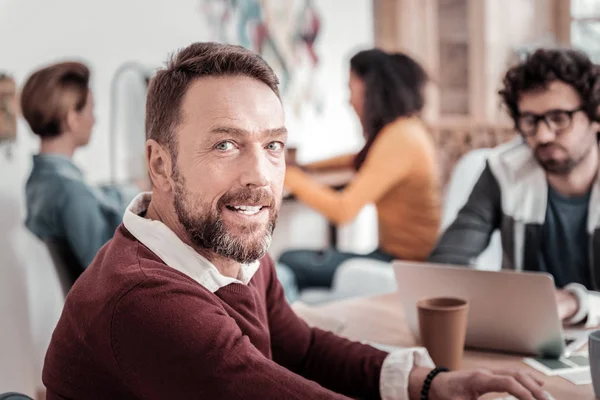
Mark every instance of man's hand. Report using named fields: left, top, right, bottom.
left=556, top=289, right=579, bottom=321
left=429, top=368, right=549, bottom=400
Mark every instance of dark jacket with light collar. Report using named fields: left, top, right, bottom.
left=430, top=138, right=600, bottom=327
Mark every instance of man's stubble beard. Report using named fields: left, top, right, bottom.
left=172, top=170, right=278, bottom=264
left=534, top=141, right=592, bottom=175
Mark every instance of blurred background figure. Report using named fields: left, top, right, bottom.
left=278, top=49, right=440, bottom=294
left=21, top=62, right=140, bottom=271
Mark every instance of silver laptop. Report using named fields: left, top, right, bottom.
left=393, top=261, right=588, bottom=358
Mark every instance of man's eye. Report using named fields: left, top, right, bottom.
left=520, top=116, right=536, bottom=126
left=547, top=112, right=569, bottom=125
left=266, top=142, right=283, bottom=151
left=215, top=141, right=235, bottom=151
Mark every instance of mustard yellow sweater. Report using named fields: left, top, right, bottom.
left=284, top=117, right=441, bottom=261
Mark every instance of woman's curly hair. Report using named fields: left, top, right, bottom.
left=499, top=48, right=600, bottom=126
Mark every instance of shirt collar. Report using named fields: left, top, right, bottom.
left=32, top=153, right=84, bottom=181
left=123, top=192, right=260, bottom=292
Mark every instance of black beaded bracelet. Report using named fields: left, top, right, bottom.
left=420, top=367, right=449, bottom=400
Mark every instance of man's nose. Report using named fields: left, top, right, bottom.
left=533, top=119, right=556, bottom=144
left=239, top=146, right=270, bottom=188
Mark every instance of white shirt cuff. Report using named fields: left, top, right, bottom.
left=380, top=347, right=435, bottom=400
left=564, top=284, right=600, bottom=327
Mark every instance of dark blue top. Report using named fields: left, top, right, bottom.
left=535, top=185, right=591, bottom=288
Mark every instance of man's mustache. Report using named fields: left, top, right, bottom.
left=217, top=188, right=277, bottom=210
left=534, top=143, right=568, bottom=160
left=535, top=143, right=565, bottom=153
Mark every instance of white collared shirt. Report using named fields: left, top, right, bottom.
left=123, top=192, right=434, bottom=400
left=123, top=192, right=259, bottom=293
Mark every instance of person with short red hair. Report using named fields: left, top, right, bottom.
left=22, top=61, right=140, bottom=269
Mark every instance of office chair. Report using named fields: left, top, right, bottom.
left=44, top=238, right=83, bottom=297
left=0, top=393, right=34, bottom=400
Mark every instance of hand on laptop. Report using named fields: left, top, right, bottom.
left=428, top=368, right=549, bottom=400
left=555, top=289, right=578, bottom=321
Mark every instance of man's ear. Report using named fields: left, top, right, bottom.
left=146, top=139, right=174, bottom=193
left=590, top=106, right=600, bottom=136
left=593, top=105, right=600, bottom=133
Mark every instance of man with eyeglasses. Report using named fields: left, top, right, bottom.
left=430, top=48, right=600, bottom=327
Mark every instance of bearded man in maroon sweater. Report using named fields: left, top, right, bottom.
left=42, top=42, right=549, bottom=400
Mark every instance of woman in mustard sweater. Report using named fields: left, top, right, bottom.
left=279, top=49, right=441, bottom=293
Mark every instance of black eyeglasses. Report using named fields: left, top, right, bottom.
left=516, top=107, right=585, bottom=137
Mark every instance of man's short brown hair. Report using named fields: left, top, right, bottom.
left=145, top=42, right=280, bottom=159
left=20, top=61, right=90, bottom=138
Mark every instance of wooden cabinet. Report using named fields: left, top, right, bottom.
left=372, top=0, right=566, bottom=125
left=437, top=0, right=469, bottom=116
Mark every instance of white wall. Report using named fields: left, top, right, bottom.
left=0, top=0, right=376, bottom=395
left=1, top=0, right=373, bottom=182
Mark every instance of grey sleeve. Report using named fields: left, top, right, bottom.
left=428, top=162, right=502, bottom=265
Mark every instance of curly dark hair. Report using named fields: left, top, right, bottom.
left=351, top=49, right=428, bottom=169
left=499, top=48, right=600, bottom=126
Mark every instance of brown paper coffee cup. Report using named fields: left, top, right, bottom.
left=417, top=297, right=468, bottom=371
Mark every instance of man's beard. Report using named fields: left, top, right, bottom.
left=172, top=172, right=278, bottom=264
left=534, top=143, right=580, bottom=175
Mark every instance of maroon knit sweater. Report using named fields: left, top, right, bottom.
left=42, top=226, right=389, bottom=399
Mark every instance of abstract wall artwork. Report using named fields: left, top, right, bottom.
left=198, top=0, right=323, bottom=118
left=0, top=74, right=17, bottom=144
